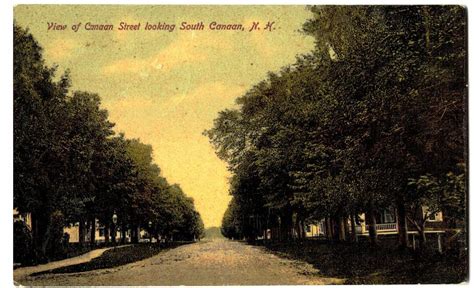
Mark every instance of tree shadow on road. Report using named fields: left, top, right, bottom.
left=253, top=238, right=467, bottom=284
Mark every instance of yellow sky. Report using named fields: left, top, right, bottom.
left=14, top=5, right=314, bottom=227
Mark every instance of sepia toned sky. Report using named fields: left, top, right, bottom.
left=14, top=5, right=314, bottom=227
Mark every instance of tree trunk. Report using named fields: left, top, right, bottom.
left=295, top=213, right=302, bottom=239
left=131, top=225, right=139, bottom=244
left=366, top=206, right=378, bottom=246
left=79, top=219, right=86, bottom=246
left=270, top=225, right=281, bottom=241
left=323, top=218, right=328, bottom=240
left=325, top=217, right=332, bottom=241
left=280, top=209, right=293, bottom=242
left=301, top=219, right=306, bottom=239
left=111, top=223, right=116, bottom=244
left=31, top=212, right=39, bottom=250
left=265, top=211, right=269, bottom=242
left=38, top=213, right=52, bottom=261
left=90, top=217, right=96, bottom=246
left=332, top=216, right=341, bottom=241
left=130, top=225, right=136, bottom=243
left=104, top=222, right=110, bottom=244
left=418, top=223, right=427, bottom=252
left=338, top=216, right=344, bottom=241
left=120, top=224, right=126, bottom=244
left=396, top=202, right=408, bottom=249
left=280, top=213, right=290, bottom=242
left=29, top=211, right=52, bottom=262
left=342, top=216, right=349, bottom=241
left=350, top=213, right=358, bottom=242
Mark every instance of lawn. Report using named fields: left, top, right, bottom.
left=33, top=242, right=190, bottom=275
left=257, top=237, right=467, bottom=284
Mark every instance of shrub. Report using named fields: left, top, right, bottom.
left=13, top=220, right=36, bottom=266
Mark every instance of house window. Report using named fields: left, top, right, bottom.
left=422, top=206, right=443, bottom=222
left=305, top=225, right=311, bottom=233
left=383, top=209, right=395, bottom=223
left=99, top=228, right=104, bottom=237
left=427, top=212, right=443, bottom=222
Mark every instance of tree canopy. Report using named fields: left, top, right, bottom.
left=209, top=6, right=466, bottom=247
left=14, top=24, right=204, bottom=261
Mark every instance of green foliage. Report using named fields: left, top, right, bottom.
left=209, top=6, right=466, bottom=242
left=14, top=24, right=204, bottom=261
left=14, top=220, right=36, bottom=265
left=45, top=211, right=68, bottom=259
left=408, top=163, right=466, bottom=223
left=221, top=198, right=243, bottom=239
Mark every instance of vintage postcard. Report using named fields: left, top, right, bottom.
left=13, top=5, right=468, bottom=285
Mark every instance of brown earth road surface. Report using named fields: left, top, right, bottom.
left=15, top=239, right=343, bottom=286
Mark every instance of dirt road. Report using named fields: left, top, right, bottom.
left=15, top=239, right=343, bottom=286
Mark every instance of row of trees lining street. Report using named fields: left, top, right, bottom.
left=14, top=24, right=204, bottom=263
left=208, top=6, right=466, bottom=252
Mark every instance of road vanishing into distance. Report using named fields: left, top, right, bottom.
left=16, top=239, right=342, bottom=285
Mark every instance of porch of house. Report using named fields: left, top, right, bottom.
left=356, top=222, right=398, bottom=235
left=355, top=207, right=445, bottom=236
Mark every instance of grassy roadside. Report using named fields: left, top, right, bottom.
left=256, top=238, right=467, bottom=284
left=32, top=242, right=191, bottom=276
